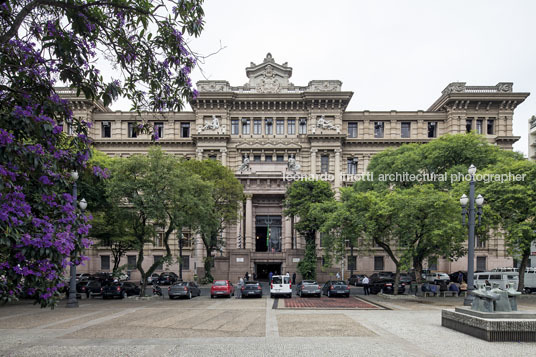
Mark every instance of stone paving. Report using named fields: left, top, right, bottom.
left=282, top=296, right=383, bottom=309
left=0, top=295, right=535, bottom=356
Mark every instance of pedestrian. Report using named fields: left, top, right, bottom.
left=286, top=272, right=290, bottom=277
left=457, top=271, right=463, bottom=284
left=448, top=282, right=459, bottom=294
left=292, top=272, right=296, bottom=285
left=236, top=277, right=243, bottom=298
left=253, top=272, right=257, bottom=281
left=245, top=272, right=249, bottom=281
left=336, top=272, right=341, bottom=280
left=362, top=276, right=370, bottom=295
left=459, top=281, right=468, bottom=296
left=268, top=271, right=273, bottom=282
left=439, top=280, right=448, bottom=292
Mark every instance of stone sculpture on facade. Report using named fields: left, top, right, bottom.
left=315, top=115, right=339, bottom=132
left=199, top=115, right=220, bottom=133
left=287, top=154, right=301, bottom=172
left=238, top=155, right=250, bottom=173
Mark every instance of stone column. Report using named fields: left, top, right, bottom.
left=245, top=195, right=253, bottom=251
left=196, top=148, right=203, bottom=160
left=220, top=148, right=227, bottom=167
left=310, top=148, right=317, bottom=175
left=236, top=202, right=243, bottom=249
left=284, top=216, right=292, bottom=252
left=363, top=155, right=370, bottom=173
left=334, top=149, right=341, bottom=196
left=194, top=232, right=204, bottom=274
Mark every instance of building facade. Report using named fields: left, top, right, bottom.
left=69, top=53, right=529, bottom=281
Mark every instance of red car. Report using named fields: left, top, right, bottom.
left=210, top=280, right=234, bottom=298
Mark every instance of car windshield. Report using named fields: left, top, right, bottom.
left=303, top=280, right=317, bottom=285
left=333, top=281, right=346, bottom=285
left=214, top=281, right=227, bottom=286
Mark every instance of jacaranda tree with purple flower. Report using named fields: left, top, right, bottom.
left=0, top=0, right=205, bottom=307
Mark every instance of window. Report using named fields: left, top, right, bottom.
left=265, top=118, right=273, bottom=135
left=374, top=121, right=384, bottom=138
left=321, top=155, right=329, bottom=173
left=100, top=255, right=110, bottom=270
left=265, top=155, right=272, bottom=162
left=181, top=255, right=190, bottom=270
left=231, top=119, right=239, bottom=135
left=128, top=122, right=137, bottom=138
left=348, top=122, right=358, bottom=138
left=154, top=255, right=163, bottom=270
left=181, top=122, right=190, bottom=138
left=374, top=256, right=384, bottom=271
left=400, top=122, right=411, bottom=138
left=276, top=119, right=284, bottom=135
left=253, top=155, right=261, bottom=162
left=299, top=118, right=307, bottom=134
left=347, top=158, right=357, bottom=174
left=127, top=255, right=136, bottom=270
left=428, top=259, right=438, bottom=271
left=101, top=121, right=111, bottom=138
left=428, top=122, right=437, bottom=138
left=180, top=232, right=193, bottom=248
left=208, top=155, right=217, bottom=160
left=348, top=256, right=356, bottom=271
left=154, top=231, right=164, bottom=247
left=487, top=118, right=495, bottom=135
left=253, top=119, right=262, bottom=134
left=276, top=155, right=284, bottom=162
left=476, top=118, right=483, bottom=134
left=477, top=256, right=487, bottom=271
left=288, top=119, right=296, bottom=135
left=67, top=119, right=74, bottom=135
left=466, top=118, right=473, bottom=133
left=242, top=118, right=250, bottom=135
left=154, top=122, right=164, bottom=138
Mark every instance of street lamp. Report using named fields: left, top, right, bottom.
left=460, top=164, right=484, bottom=306
left=67, top=172, right=87, bottom=308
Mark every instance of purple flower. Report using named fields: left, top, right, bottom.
left=38, top=175, right=53, bottom=185
left=0, top=129, right=14, bottom=145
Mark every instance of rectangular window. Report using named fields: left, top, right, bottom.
left=348, top=256, right=356, bottom=271
left=181, top=255, right=190, bottom=270
left=181, top=122, right=190, bottom=138
left=208, top=155, right=217, bottom=160
left=253, top=155, right=261, bottom=162
left=487, top=118, right=495, bottom=135
left=265, top=156, right=272, bottom=162
left=154, top=231, right=164, bottom=247
left=127, top=255, right=136, bottom=270
left=253, top=119, right=262, bottom=134
left=180, top=232, right=193, bottom=248
left=128, top=122, right=137, bottom=138
left=428, top=122, right=437, bottom=138
left=154, top=255, right=163, bottom=270
left=374, top=121, right=384, bottom=138
left=321, top=155, right=329, bottom=173
left=242, top=118, right=250, bottom=135
left=231, top=119, right=239, bottom=135
left=265, top=118, right=273, bottom=135
left=154, top=122, right=164, bottom=138
left=401, top=122, right=411, bottom=138
left=67, top=120, right=74, bottom=135
left=476, top=235, right=486, bottom=248
left=374, top=256, right=384, bottom=271
left=288, top=119, right=296, bottom=135
left=347, top=158, right=357, bottom=174
left=476, top=118, right=483, bottom=134
left=276, top=119, right=284, bottom=135
left=299, top=118, right=307, bottom=134
left=100, top=255, right=110, bottom=270
left=101, top=121, right=111, bottom=138
left=466, top=118, right=473, bottom=133
left=477, top=256, right=487, bottom=271
left=348, top=122, right=358, bottom=138
left=276, top=155, right=284, bottom=162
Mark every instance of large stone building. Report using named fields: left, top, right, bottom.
left=70, top=53, right=530, bottom=281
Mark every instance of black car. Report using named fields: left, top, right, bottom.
left=168, top=282, right=200, bottom=299
left=322, top=281, right=350, bottom=298
left=348, top=274, right=367, bottom=286
left=399, top=273, right=413, bottom=285
left=102, top=282, right=140, bottom=299
left=297, top=280, right=322, bottom=297
left=369, top=272, right=395, bottom=283
left=449, top=271, right=467, bottom=283
left=158, top=272, right=179, bottom=285
left=369, top=279, right=405, bottom=295
left=86, top=280, right=106, bottom=298
left=241, top=281, right=263, bottom=298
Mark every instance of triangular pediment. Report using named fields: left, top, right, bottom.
left=245, top=53, right=292, bottom=93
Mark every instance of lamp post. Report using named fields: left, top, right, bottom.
left=460, top=164, right=484, bottom=306
left=66, top=172, right=87, bottom=308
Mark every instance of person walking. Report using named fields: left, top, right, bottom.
left=236, top=277, right=243, bottom=299
left=268, top=271, right=273, bottom=283
left=253, top=272, right=257, bottom=281
left=336, top=272, right=341, bottom=280
left=292, top=272, right=296, bottom=285
left=245, top=272, right=249, bottom=281
left=362, top=276, right=370, bottom=295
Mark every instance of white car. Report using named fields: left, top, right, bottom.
left=425, top=272, right=450, bottom=284
left=270, top=275, right=292, bottom=298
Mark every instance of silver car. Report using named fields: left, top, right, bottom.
left=297, top=280, right=322, bottom=297
left=168, top=281, right=201, bottom=299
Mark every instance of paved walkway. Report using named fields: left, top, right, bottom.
left=0, top=295, right=535, bottom=356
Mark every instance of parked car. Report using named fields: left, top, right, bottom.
left=297, top=280, right=322, bottom=297
left=369, top=272, right=395, bottom=283
left=102, top=282, right=140, bottom=299
left=241, top=281, right=263, bottom=298
left=369, top=279, right=406, bottom=295
left=322, top=281, right=350, bottom=298
left=473, top=271, right=518, bottom=290
left=168, top=281, right=200, bottom=299
left=141, top=273, right=160, bottom=285
left=86, top=280, right=106, bottom=298
left=158, top=272, right=179, bottom=285
left=210, top=280, right=234, bottom=298
left=270, top=275, right=292, bottom=298
left=76, top=273, right=91, bottom=282
left=348, top=274, right=367, bottom=286
left=448, top=271, right=468, bottom=283
left=425, top=272, right=450, bottom=285
left=399, top=273, right=412, bottom=285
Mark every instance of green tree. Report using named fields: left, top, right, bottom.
left=284, top=180, right=335, bottom=279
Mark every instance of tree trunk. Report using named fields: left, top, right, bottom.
left=413, top=257, right=423, bottom=284
left=137, top=247, right=146, bottom=297
left=179, top=237, right=183, bottom=280
left=394, top=265, right=400, bottom=295
left=517, top=252, right=530, bottom=292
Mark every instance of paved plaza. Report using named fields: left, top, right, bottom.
left=1, top=294, right=535, bottom=357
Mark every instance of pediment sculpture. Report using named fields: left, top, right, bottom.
left=315, top=115, right=339, bottom=133
left=198, top=115, right=224, bottom=134
left=287, top=154, right=301, bottom=173
left=238, top=155, right=250, bottom=173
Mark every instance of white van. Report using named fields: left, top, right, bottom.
left=270, top=275, right=292, bottom=298
left=493, top=267, right=536, bottom=293
left=473, top=271, right=518, bottom=290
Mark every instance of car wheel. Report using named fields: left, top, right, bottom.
left=210, top=295, right=214, bottom=299
left=270, top=294, right=274, bottom=298
left=346, top=294, right=350, bottom=298
left=122, top=291, right=128, bottom=299
left=169, top=296, right=173, bottom=300
left=188, top=292, right=192, bottom=299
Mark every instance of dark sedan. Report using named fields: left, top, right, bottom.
left=348, top=274, right=367, bottom=287
left=168, top=282, right=200, bottom=299
left=158, top=272, right=179, bottom=285
left=86, top=280, right=105, bottom=298
left=322, top=281, right=350, bottom=298
left=241, top=281, right=263, bottom=298
left=369, top=279, right=406, bottom=295
left=297, top=280, right=322, bottom=297
left=102, top=282, right=140, bottom=299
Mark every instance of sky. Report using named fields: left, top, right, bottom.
left=113, top=0, right=536, bottom=156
